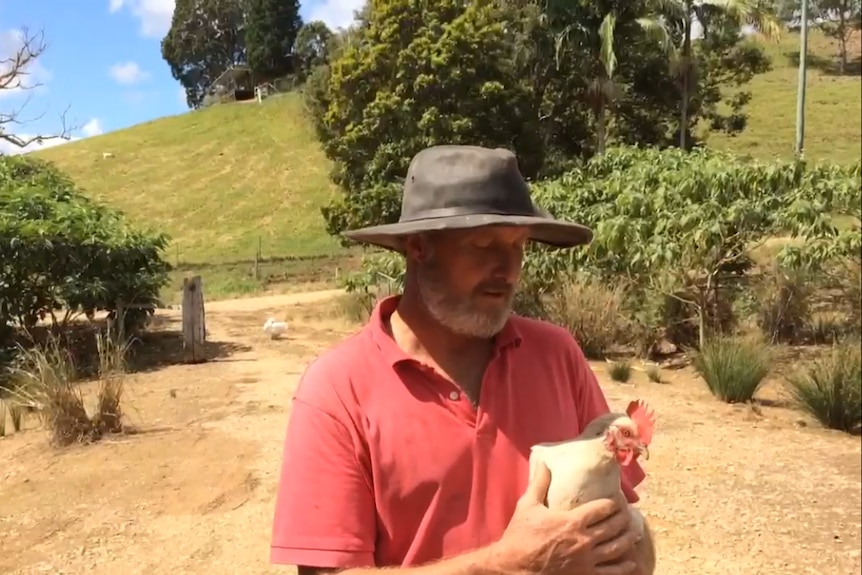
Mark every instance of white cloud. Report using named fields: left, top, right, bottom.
left=0, top=28, right=52, bottom=100
left=109, top=61, right=149, bottom=85
left=109, top=0, right=175, bottom=38
left=305, top=0, right=363, bottom=31
left=81, top=118, right=104, bottom=137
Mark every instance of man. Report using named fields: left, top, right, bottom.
left=270, top=145, right=652, bottom=575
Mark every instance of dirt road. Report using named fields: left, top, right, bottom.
left=0, top=291, right=860, bottom=575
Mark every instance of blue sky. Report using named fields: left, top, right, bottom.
left=0, top=0, right=361, bottom=154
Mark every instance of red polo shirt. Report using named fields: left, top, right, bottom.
left=270, top=296, right=645, bottom=568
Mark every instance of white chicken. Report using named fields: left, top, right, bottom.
left=263, top=317, right=288, bottom=340
left=529, top=399, right=656, bottom=574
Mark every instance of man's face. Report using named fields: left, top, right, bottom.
left=405, top=225, right=529, bottom=338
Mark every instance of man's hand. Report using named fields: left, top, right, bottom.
left=488, top=462, right=639, bottom=575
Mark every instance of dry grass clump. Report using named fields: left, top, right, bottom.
left=91, top=331, right=132, bottom=435
left=694, top=335, right=773, bottom=403
left=544, top=278, right=628, bottom=360
left=608, top=360, right=632, bottom=383
left=5, top=330, right=131, bottom=446
left=786, top=339, right=861, bottom=434
left=754, top=264, right=812, bottom=344
left=645, top=364, right=664, bottom=383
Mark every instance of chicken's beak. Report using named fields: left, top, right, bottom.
left=638, top=444, right=650, bottom=460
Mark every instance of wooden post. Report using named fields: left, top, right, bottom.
left=182, top=276, right=207, bottom=363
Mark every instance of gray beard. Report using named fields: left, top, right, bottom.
left=416, top=266, right=513, bottom=339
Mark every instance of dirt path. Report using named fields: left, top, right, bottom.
left=0, top=291, right=860, bottom=575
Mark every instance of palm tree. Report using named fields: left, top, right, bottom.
left=656, top=0, right=782, bottom=149
left=554, top=12, right=673, bottom=155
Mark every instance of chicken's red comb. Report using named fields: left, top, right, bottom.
left=626, top=399, right=656, bottom=446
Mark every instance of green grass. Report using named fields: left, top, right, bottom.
left=706, top=29, right=861, bottom=165
left=28, top=30, right=859, bottom=301
left=34, top=92, right=343, bottom=265
left=160, top=254, right=361, bottom=305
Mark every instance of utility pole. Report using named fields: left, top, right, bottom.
left=795, top=0, right=810, bottom=157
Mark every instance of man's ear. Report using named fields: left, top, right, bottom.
left=404, top=233, right=432, bottom=263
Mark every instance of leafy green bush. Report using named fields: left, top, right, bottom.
left=694, top=335, right=772, bottom=403
left=786, top=340, right=861, bottom=434
left=339, top=251, right=405, bottom=320
left=0, top=156, right=171, bottom=341
left=338, top=147, right=860, bottom=356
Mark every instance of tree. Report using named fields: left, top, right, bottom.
left=1, top=27, right=75, bottom=152
left=553, top=9, right=675, bottom=155
left=161, top=0, right=246, bottom=109
left=294, top=21, right=333, bottom=82
left=319, top=0, right=537, bottom=195
left=774, top=0, right=861, bottom=73
left=0, top=155, right=171, bottom=339
left=657, top=0, right=781, bottom=149
left=315, top=0, right=776, bottom=240
left=244, top=0, right=304, bottom=81
left=817, top=0, right=862, bottom=74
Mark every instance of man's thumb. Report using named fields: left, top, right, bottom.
left=523, top=459, right=551, bottom=505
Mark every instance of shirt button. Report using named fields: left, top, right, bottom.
left=448, top=391, right=460, bottom=401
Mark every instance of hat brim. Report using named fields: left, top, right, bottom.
left=342, top=214, right=593, bottom=252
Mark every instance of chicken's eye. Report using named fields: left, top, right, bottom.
left=621, top=428, right=632, bottom=437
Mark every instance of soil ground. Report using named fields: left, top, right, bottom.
left=1, top=291, right=860, bottom=575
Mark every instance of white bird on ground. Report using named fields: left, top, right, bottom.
left=263, top=317, right=288, bottom=339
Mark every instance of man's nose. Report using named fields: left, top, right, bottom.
left=492, top=248, right=523, bottom=281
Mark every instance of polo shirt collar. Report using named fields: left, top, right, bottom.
left=367, top=295, right=523, bottom=367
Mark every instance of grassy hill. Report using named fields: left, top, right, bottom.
left=706, top=30, right=861, bottom=164
left=35, top=92, right=342, bottom=266
left=32, top=29, right=860, bottom=301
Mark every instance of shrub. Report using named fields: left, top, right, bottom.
left=786, top=340, right=861, bottom=433
left=340, top=252, right=405, bottom=321
left=544, top=276, right=628, bottom=360
left=807, top=312, right=846, bottom=344
left=8, top=402, right=22, bottom=432
left=9, top=338, right=95, bottom=446
left=338, top=147, right=860, bottom=356
left=91, top=331, right=131, bottom=435
left=0, top=155, right=171, bottom=347
left=5, top=331, right=132, bottom=445
left=694, top=335, right=772, bottom=403
left=645, top=365, right=663, bottom=383
left=835, top=256, right=861, bottom=335
left=754, top=263, right=812, bottom=344
left=608, top=360, right=632, bottom=383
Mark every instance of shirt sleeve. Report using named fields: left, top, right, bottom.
left=270, top=360, right=377, bottom=568
left=568, top=338, right=646, bottom=504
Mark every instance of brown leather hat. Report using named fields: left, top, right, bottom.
left=342, top=145, right=593, bottom=252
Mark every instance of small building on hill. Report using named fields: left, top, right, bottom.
left=207, top=65, right=256, bottom=105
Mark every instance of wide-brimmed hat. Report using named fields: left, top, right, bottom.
left=343, top=145, right=593, bottom=252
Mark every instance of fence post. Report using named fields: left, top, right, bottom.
left=182, top=276, right=207, bottom=363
